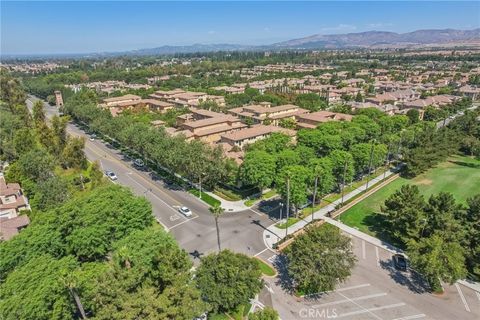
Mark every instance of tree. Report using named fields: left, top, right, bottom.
left=31, top=176, right=70, bottom=210
left=33, top=100, right=46, bottom=125
left=209, top=204, right=225, bottom=252
left=308, top=158, right=335, bottom=219
left=406, top=109, right=420, bottom=124
left=407, top=235, right=466, bottom=292
left=0, top=254, right=78, bottom=320
left=355, top=92, right=363, bottom=102
left=249, top=307, right=279, bottom=320
left=81, top=228, right=206, bottom=320
left=196, top=250, right=263, bottom=313
left=61, top=136, right=87, bottom=169
left=276, top=165, right=312, bottom=214
left=294, top=93, right=327, bottom=112
left=279, top=118, right=296, bottom=129
left=328, top=150, right=354, bottom=189
left=465, top=195, right=480, bottom=278
left=285, top=224, right=356, bottom=294
left=240, top=151, right=276, bottom=192
left=383, top=185, right=427, bottom=243
left=17, top=148, right=55, bottom=182
left=275, top=149, right=300, bottom=172
left=13, top=128, right=37, bottom=157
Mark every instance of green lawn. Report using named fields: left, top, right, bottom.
left=275, top=217, right=300, bottom=229
left=340, top=155, right=480, bottom=242
left=256, top=258, right=276, bottom=276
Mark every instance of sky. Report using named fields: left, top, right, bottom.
left=1, top=1, right=479, bottom=55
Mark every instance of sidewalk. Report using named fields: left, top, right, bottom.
left=206, top=191, right=250, bottom=212
left=263, top=168, right=397, bottom=249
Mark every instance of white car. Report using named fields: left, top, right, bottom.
left=105, top=170, right=118, bottom=181
left=178, top=206, right=192, bottom=217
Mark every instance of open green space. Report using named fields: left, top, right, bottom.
left=340, top=155, right=480, bottom=241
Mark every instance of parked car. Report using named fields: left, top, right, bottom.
left=178, top=206, right=192, bottom=217
left=133, top=158, right=145, bottom=167
left=105, top=170, right=118, bottom=181
left=392, top=254, right=407, bottom=271
left=89, top=133, right=97, bottom=141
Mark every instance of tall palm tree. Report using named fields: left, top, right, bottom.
left=209, top=204, right=225, bottom=252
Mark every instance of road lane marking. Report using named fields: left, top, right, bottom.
left=264, top=283, right=274, bottom=294
left=169, top=215, right=199, bottom=230
left=155, top=217, right=169, bottom=232
left=254, top=247, right=270, bottom=257
left=125, top=174, right=179, bottom=214
left=362, top=240, right=366, bottom=259
left=392, top=314, right=426, bottom=320
left=312, top=292, right=387, bottom=308
left=375, top=246, right=380, bottom=267
left=455, top=283, right=471, bottom=312
left=250, top=208, right=264, bottom=216
left=335, top=301, right=405, bottom=319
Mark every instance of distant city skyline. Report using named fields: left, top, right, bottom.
left=1, top=1, right=479, bottom=55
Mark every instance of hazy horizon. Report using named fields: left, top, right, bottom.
left=1, top=1, right=479, bottom=55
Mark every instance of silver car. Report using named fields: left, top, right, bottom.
left=179, top=206, right=192, bottom=217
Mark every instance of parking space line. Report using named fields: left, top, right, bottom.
left=337, top=283, right=371, bottom=292
left=362, top=240, right=366, bottom=259
left=312, top=292, right=387, bottom=308
left=392, top=314, right=426, bottom=320
left=455, top=283, right=471, bottom=312
left=169, top=215, right=199, bottom=230
left=375, top=246, right=380, bottom=266
left=336, top=301, right=405, bottom=319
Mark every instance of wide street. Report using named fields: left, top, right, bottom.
left=26, top=96, right=276, bottom=261
left=26, top=96, right=480, bottom=319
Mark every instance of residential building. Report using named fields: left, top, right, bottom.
left=228, top=103, right=308, bottom=125
left=0, top=215, right=30, bottom=241
left=0, top=176, right=29, bottom=219
left=296, top=111, right=353, bottom=129
left=220, top=124, right=296, bottom=149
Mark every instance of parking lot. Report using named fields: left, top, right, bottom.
left=260, top=229, right=480, bottom=320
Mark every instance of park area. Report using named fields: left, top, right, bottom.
left=339, top=155, right=480, bottom=244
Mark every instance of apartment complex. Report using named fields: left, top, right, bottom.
left=0, top=176, right=30, bottom=241
left=229, top=103, right=308, bottom=125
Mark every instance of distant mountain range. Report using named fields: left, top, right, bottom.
left=272, top=28, right=480, bottom=49
left=116, top=28, right=479, bottom=56
left=2, top=28, right=479, bottom=59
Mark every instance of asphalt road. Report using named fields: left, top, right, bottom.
left=25, top=96, right=275, bottom=261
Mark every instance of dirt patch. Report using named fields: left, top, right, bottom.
left=437, top=161, right=455, bottom=169
left=416, top=178, right=433, bottom=185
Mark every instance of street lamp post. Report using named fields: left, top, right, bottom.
left=285, top=177, right=290, bottom=239
left=199, top=172, right=205, bottom=199
left=365, top=139, right=376, bottom=191
left=311, top=175, right=318, bottom=222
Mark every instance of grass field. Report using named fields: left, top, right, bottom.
left=340, top=155, right=480, bottom=242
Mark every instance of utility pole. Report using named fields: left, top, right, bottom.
left=311, top=175, right=318, bottom=222
left=365, top=140, right=375, bottom=190
left=383, top=143, right=391, bottom=180
left=341, top=160, right=348, bottom=207
left=285, top=177, right=290, bottom=239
